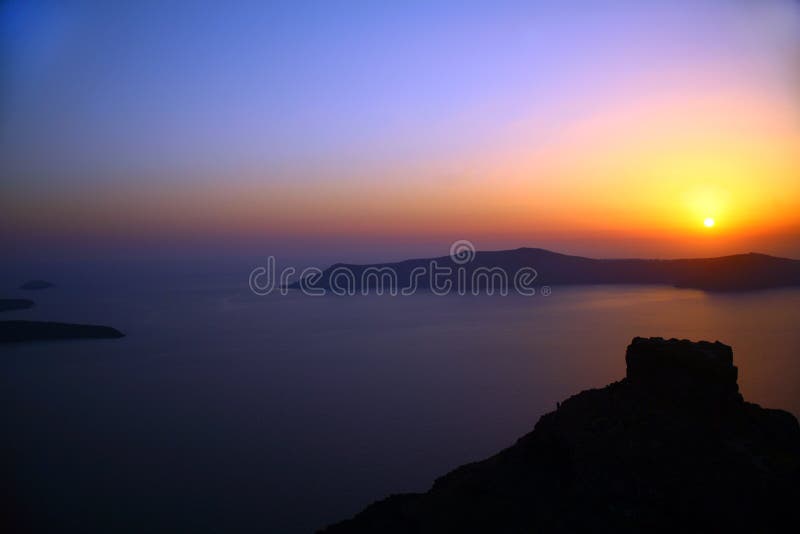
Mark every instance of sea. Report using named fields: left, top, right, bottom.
left=3, top=266, right=799, bottom=532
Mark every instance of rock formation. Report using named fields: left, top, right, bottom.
left=323, top=337, right=800, bottom=533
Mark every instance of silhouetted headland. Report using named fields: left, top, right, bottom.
left=323, top=337, right=800, bottom=533
left=19, top=280, right=54, bottom=290
left=294, top=248, right=800, bottom=292
left=0, top=320, right=125, bottom=343
left=0, top=299, right=35, bottom=312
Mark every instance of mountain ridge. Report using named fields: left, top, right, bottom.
left=292, top=248, right=800, bottom=292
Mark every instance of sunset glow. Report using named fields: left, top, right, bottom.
left=1, top=0, right=799, bottom=260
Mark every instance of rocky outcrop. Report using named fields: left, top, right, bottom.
left=323, top=337, right=800, bottom=533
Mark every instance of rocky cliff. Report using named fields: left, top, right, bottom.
left=322, top=337, right=800, bottom=533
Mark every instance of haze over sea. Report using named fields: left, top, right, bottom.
left=3, top=262, right=799, bottom=533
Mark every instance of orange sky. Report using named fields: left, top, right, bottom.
left=2, top=1, right=799, bottom=260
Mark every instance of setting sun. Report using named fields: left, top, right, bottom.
left=704, top=217, right=715, bottom=228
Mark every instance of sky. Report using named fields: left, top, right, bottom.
left=1, top=0, right=799, bottom=264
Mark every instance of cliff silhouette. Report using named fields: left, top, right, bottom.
left=323, top=337, right=800, bottom=533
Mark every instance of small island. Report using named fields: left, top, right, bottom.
left=19, top=280, right=55, bottom=290
left=0, top=320, right=125, bottom=343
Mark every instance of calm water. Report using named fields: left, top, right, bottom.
left=3, top=275, right=800, bottom=532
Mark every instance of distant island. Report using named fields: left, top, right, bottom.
left=1, top=283, right=125, bottom=343
left=323, top=337, right=800, bottom=533
left=0, top=299, right=35, bottom=312
left=294, top=248, right=800, bottom=292
left=0, top=321, right=125, bottom=343
left=19, top=280, right=55, bottom=290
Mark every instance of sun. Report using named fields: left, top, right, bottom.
left=703, top=217, right=715, bottom=228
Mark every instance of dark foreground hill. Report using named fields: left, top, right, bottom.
left=323, top=337, right=800, bottom=533
left=0, top=321, right=124, bottom=343
left=294, top=248, right=800, bottom=292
